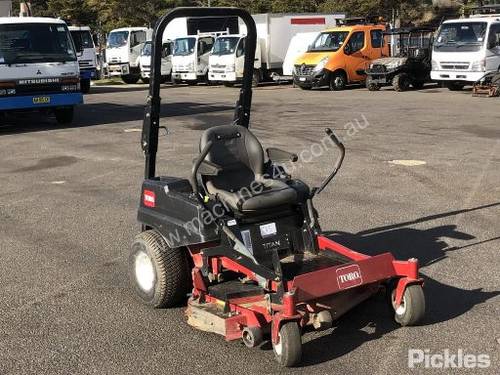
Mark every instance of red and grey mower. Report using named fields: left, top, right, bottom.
left=130, top=7, right=425, bottom=368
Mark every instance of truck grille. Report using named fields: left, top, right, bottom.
left=294, top=64, right=315, bottom=76
left=440, top=62, right=469, bottom=70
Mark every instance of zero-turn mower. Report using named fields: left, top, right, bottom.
left=130, top=7, right=426, bottom=368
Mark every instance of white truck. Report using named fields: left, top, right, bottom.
left=106, top=27, right=151, bottom=84
left=431, top=14, right=500, bottom=90
left=0, top=17, right=82, bottom=124
left=69, top=25, right=97, bottom=93
left=209, top=13, right=345, bottom=86
left=139, top=40, right=172, bottom=83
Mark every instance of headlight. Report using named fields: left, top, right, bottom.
left=226, top=64, right=235, bottom=73
left=385, top=60, right=404, bottom=70
left=470, top=59, right=486, bottom=72
left=431, top=60, right=439, bottom=70
left=313, top=57, right=329, bottom=73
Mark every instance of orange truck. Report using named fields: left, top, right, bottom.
left=293, top=23, right=389, bottom=90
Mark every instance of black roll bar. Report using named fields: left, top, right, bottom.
left=141, top=7, right=257, bottom=179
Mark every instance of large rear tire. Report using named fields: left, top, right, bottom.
left=447, top=82, right=465, bottom=91
left=129, top=230, right=191, bottom=308
left=272, top=322, right=302, bottom=367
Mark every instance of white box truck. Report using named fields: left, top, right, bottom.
left=0, top=17, right=83, bottom=124
left=69, top=25, right=97, bottom=93
left=209, top=13, right=345, bottom=86
left=431, top=13, right=500, bottom=90
left=139, top=40, right=173, bottom=84
left=171, top=16, right=239, bottom=84
left=106, top=27, right=151, bottom=84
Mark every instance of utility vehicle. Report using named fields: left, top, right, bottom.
left=130, top=7, right=425, bottom=368
left=366, top=28, right=433, bottom=91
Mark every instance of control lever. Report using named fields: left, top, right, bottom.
left=311, top=128, right=345, bottom=197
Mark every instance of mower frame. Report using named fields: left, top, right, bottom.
left=133, top=7, right=425, bottom=368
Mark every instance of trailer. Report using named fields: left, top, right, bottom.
left=209, top=13, right=345, bottom=85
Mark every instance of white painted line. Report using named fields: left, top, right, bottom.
left=51, top=181, right=66, bottom=185
left=388, top=160, right=427, bottom=167
left=124, top=128, right=142, bottom=133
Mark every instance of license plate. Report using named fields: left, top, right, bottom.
left=33, top=96, right=50, bottom=104
left=260, top=222, right=277, bottom=238
left=299, top=77, right=306, bottom=82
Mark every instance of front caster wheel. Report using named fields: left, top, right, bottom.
left=390, top=284, right=425, bottom=326
left=272, top=322, right=302, bottom=367
left=129, top=230, right=191, bottom=308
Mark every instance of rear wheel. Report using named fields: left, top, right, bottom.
left=412, top=81, right=425, bottom=90
left=80, top=79, right=91, bottom=94
left=366, top=77, right=381, bottom=91
left=272, top=322, right=302, bottom=367
left=187, top=80, right=198, bottom=86
left=447, top=82, right=465, bottom=91
left=141, top=77, right=150, bottom=84
left=252, top=69, right=261, bottom=87
left=122, top=74, right=140, bottom=84
left=54, top=107, right=74, bottom=125
left=129, top=230, right=191, bottom=308
left=329, top=71, right=347, bottom=91
left=223, top=82, right=235, bottom=88
left=390, top=284, right=425, bottom=326
left=393, top=73, right=410, bottom=92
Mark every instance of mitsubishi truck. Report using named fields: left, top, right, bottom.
left=0, top=17, right=82, bottom=124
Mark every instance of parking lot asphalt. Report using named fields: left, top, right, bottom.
left=0, top=83, right=499, bottom=375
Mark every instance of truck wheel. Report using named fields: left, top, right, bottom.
left=393, top=73, right=410, bottom=92
left=122, top=75, right=140, bottom=84
left=329, top=72, right=347, bottom=91
left=54, top=107, right=74, bottom=125
left=81, top=79, right=91, bottom=94
left=447, top=82, right=465, bottom=91
left=272, top=322, right=302, bottom=367
left=141, top=77, right=150, bottom=84
left=390, top=284, right=425, bottom=326
left=252, top=70, right=261, bottom=87
left=129, top=230, right=191, bottom=308
left=223, top=82, right=234, bottom=88
left=366, top=77, right=381, bottom=91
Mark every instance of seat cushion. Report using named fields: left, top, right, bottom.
left=207, top=178, right=298, bottom=212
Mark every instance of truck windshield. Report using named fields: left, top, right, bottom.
left=309, top=31, right=349, bottom=52
left=71, top=30, right=94, bottom=53
left=0, top=23, right=76, bottom=65
left=142, top=42, right=152, bottom=56
left=107, top=31, right=129, bottom=48
left=174, top=37, right=196, bottom=56
left=212, top=36, right=240, bottom=55
left=434, top=22, right=487, bottom=52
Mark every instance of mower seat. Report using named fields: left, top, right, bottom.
left=199, top=125, right=298, bottom=213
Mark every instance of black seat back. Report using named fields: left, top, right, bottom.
left=200, top=125, right=265, bottom=190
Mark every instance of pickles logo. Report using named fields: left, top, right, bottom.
left=336, top=265, right=363, bottom=289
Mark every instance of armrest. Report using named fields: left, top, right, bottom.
left=266, top=147, right=298, bottom=163
left=198, top=160, right=222, bottom=176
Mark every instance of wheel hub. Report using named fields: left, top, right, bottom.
left=134, top=251, right=155, bottom=292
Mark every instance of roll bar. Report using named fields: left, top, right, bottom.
left=141, top=7, right=257, bottom=179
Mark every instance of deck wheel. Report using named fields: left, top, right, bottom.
left=390, top=284, right=426, bottom=326
left=272, top=322, right=302, bottom=367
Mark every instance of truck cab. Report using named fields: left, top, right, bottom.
left=431, top=16, right=500, bottom=90
left=208, top=35, right=261, bottom=85
left=293, top=24, right=388, bottom=90
left=139, top=40, right=172, bottom=84
left=106, top=27, right=150, bottom=84
left=0, top=17, right=82, bottom=124
left=171, top=33, right=216, bottom=84
left=69, top=25, right=97, bottom=93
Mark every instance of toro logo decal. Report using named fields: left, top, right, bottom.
left=336, top=264, right=363, bottom=290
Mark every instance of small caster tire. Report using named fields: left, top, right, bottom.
left=272, top=322, right=302, bottom=367
left=390, top=284, right=425, bottom=326
left=242, top=327, right=263, bottom=348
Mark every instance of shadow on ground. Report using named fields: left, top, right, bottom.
left=283, top=202, right=500, bottom=367
left=0, top=101, right=233, bottom=135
